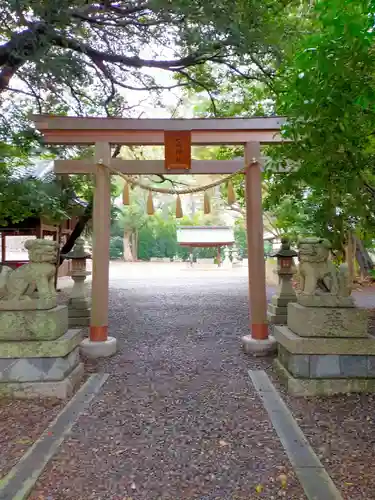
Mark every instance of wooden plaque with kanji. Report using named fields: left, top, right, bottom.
left=164, top=130, right=191, bottom=170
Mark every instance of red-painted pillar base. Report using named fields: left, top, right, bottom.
left=251, top=323, right=269, bottom=340
left=90, top=325, right=108, bottom=342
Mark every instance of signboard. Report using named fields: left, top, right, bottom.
left=164, top=130, right=191, bottom=170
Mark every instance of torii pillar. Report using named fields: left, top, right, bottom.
left=242, top=142, right=276, bottom=356
left=80, top=142, right=117, bottom=359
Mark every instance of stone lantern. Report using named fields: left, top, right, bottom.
left=62, top=238, right=91, bottom=327
left=231, top=244, right=242, bottom=268
left=267, top=237, right=297, bottom=325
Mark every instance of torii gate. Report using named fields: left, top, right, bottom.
left=33, top=115, right=284, bottom=357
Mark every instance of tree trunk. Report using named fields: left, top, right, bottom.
left=123, top=230, right=134, bottom=261
left=59, top=201, right=93, bottom=266
left=346, top=231, right=355, bottom=285
left=131, top=230, right=138, bottom=261
left=354, top=236, right=374, bottom=278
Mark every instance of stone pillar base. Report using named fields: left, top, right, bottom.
left=241, top=334, right=277, bottom=356
left=80, top=336, right=117, bottom=359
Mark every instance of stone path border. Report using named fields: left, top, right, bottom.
left=0, top=373, right=109, bottom=500
left=248, top=370, right=343, bottom=500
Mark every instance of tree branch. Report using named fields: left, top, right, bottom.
left=51, top=33, right=214, bottom=71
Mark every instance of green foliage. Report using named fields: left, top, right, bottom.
left=191, top=0, right=375, bottom=252
left=109, top=236, right=123, bottom=259
left=151, top=215, right=178, bottom=258
left=112, top=200, right=148, bottom=238
left=110, top=197, right=234, bottom=260
left=234, top=220, right=247, bottom=257
left=138, top=224, right=155, bottom=261
left=0, top=175, right=69, bottom=226
left=265, top=0, right=375, bottom=250
left=0, top=0, right=296, bottom=120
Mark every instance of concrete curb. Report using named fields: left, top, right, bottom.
left=248, top=369, right=343, bottom=500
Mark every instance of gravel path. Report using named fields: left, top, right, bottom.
left=30, top=275, right=305, bottom=499
left=0, top=398, right=63, bottom=480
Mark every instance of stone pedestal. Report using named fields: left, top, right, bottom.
left=274, top=301, right=375, bottom=396
left=0, top=307, right=84, bottom=399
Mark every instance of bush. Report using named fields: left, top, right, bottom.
left=109, top=236, right=123, bottom=260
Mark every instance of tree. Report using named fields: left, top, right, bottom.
left=0, top=0, right=296, bottom=113
left=111, top=191, right=148, bottom=261
left=189, top=0, right=375, bottom=272
left=264, top=0, right=375, bottom=269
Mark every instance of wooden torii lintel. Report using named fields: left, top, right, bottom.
left=32, top=115, right=285, bottom=145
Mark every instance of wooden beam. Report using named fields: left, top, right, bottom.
left=32, top=115, right=284, bottom=131
left=54, top=159, right=245, bottom=175
left=36, top=129, right=283, bottom=145
left=32, top=115, right=285, bottom=145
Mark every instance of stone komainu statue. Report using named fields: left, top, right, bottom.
left=297, top=237, right=350, bottom=297
left=0, top=239, right=59, bottom=310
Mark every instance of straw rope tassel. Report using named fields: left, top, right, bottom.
left=204, top=191, right=211, bottom=214
left=227, top=180, right=236, bottom=205
left=147, top=190, right=155, bottom=215
left=175, top=194, right=183, bottom=218
left=122, top=182, right=130, bottom=205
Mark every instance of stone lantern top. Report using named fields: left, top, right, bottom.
left=272, top=237, right=297, bottom=258
left=62, top=238, right=91, bottom=260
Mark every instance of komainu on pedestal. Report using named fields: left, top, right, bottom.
left=0, top=239, right=58, bottom=310
left=273, top=237, right=375, bottom=396
left=0, top=239, right=84, bottom=399
left=296, top=237, right=353, bottom=307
